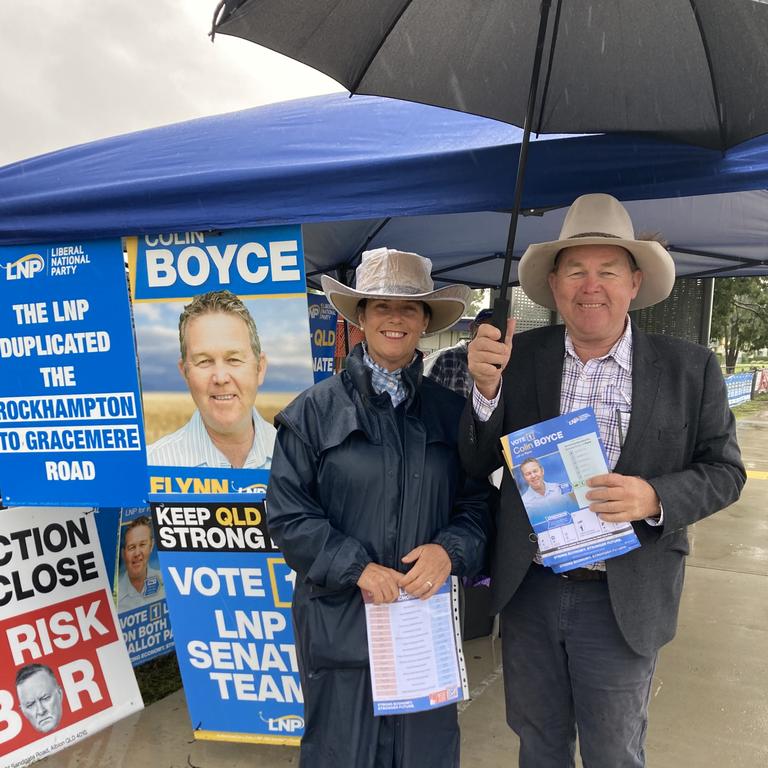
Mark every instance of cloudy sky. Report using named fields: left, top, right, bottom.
left=0, top=0, right=343, bottom=166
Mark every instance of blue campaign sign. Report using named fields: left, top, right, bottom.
left=307, top=294, right=337, bottom=383
left=127, top=227, right=314, bottom=500
left=151, top=497, right=303, bottom=744
left=0, top=239, right=147, bottom=506
left=116, top=506, right=175, bottom=666
left=131, top=227, right=306, bottom=300
left=725, top=371, right=754, bottom=408
left=147, top=467, right=269, bottom=501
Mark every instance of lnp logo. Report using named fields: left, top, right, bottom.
left=260, top=712, right=304, bottom=733
left=4, top=253, right=44, bottom=280
left=230, top=481, right=268, bottom=498
left=308, top=303, right=321, bottom=319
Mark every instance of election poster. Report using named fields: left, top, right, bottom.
left=116, top=508, right=174, bottom=667
left=0, top=507, right=142, bottom=768
left=307, top=295, right=337, bottom=383
left=501, top=408, right=640, bottom=572
left=126, top=227, right=314, bottom=500
left=127, top=227, right=311, bottom=744
left=0, top=239, right=147, bottom=507
left=151, top=498, right=303, bottom=745
left=724, top=371, right=753, bottom=408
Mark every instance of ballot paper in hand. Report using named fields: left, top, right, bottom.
left=500, top=407, right=640, bottom=572
left=364, top=577, right=469, bottom=716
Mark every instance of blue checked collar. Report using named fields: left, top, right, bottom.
left=362, top=343, right=417, bottom=407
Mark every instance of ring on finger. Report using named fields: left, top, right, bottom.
left=425, top=580, right=433, bottom=589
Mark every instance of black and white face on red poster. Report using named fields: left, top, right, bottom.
left=0, top=507, right=142, bottom=767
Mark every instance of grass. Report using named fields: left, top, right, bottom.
left=732, top=392, right=768, bottom=420
left=134, top=651, right=183, bottom=706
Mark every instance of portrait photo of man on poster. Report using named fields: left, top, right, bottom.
left=146, top=290, right=276, bottom=470
left=117, top=515, right=165, bottom=612
left=129, top=228, right=315, bottom=483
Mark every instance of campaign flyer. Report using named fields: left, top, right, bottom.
left=364, top=578, right=468, bottom=716
left=150, top=496, right=303, bottom=744
left=0, top=239, right=147, bottom=507
left=500, top=408, right=640, bottom=572
left=0, top=507, right=142, bottom=768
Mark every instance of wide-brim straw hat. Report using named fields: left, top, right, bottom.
left=321, top=248, right=471, bottom=335
left=518, top=194, right=675, bottom=311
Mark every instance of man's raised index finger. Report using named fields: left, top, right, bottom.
left=504, top=318, right=516, bottom=347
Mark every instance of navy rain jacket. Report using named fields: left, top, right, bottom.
left=266, top=344, right=492, bottom=768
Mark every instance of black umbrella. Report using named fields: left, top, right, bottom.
left=211, top=0, right=768, bottom=328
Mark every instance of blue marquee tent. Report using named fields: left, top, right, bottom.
left=1, top=93, right=767, bottom=287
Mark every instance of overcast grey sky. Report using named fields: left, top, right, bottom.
left=0, top=0, right=342, bottom=166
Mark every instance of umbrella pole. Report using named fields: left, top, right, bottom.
left=491, top=0, right=553, bottom=335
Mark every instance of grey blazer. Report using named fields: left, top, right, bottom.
left=460, top=322, right=746, bottom=656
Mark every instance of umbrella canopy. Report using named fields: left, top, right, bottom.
left=1, top=94, right=767, bottom=280
left=212, top=0, right=768, bottom=152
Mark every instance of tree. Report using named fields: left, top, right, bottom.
left=711, top=277, right=768, bottom=373
left=466, top=288, right=489, bottom=317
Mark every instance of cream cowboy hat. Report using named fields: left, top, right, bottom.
left=320, top=247, right=471, bottom=335
left=518, top=194, right=675, bottom=311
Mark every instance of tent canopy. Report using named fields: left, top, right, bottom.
left=1, top=93, right=767, bottom=286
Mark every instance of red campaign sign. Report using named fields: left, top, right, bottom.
left=0, top=588, right=117, bottom=753
left=757, top=369, right=768, bottom=395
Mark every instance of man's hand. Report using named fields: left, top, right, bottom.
left=398, top=544, right=452, bottom=600
left=468, top=319, right=515, bottom=399
left=586, top=473, right=661, bottom=523
left=357, top=563, right=403, bottom=604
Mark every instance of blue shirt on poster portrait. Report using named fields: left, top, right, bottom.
left=521, top=481, right=571, bottom=508
left=118, top=565, right=166, bottom=611
left=146, top=408, right=276, bottom=469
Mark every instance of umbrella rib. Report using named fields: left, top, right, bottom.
left=348, top=1, right=416, bottom=94
left=687, top=0, right=728, bottom=152
left=535, top=0, right=564, bottom=134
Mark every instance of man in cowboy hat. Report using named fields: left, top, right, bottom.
left=460, top=194, right=745, bottom=767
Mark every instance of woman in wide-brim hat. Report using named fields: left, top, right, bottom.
left=266, top=247, right=492, bottom=768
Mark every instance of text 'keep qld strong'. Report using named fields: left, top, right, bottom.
left=132, top=226, right=306, bottom=300
left=151, top=502, right=279, bottom=553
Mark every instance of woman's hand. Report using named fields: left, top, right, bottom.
left=357, top=563, right=403, bottom=604
left=399, top=544, right=452, bottom=600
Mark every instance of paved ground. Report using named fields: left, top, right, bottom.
left=36, top=417, right=768, bottom=767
